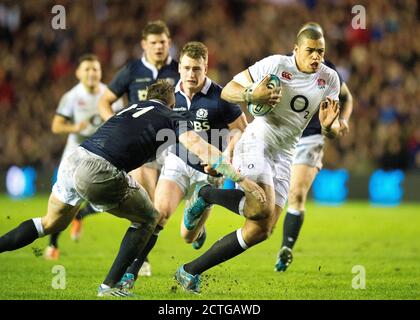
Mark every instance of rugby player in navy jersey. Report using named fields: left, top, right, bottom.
left=117, top=41, right=247, bottom=289
left=274, top=22, right=353, bottom=272
left=98, top=20, right=179, bottom=276
left=0, top=80, right=265, bottom=297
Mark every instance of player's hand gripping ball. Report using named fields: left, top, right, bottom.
left=247, top=74, right=281, bottom=116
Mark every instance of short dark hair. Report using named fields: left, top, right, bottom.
left=146, top=80, right=174, bottom=105
left=179, top=41, right=208, bottom=62
left=297, top=22, right=324, bottom=37
left=78, top=54, right=99, bottom=65
left=142, top=20, right=170, bottom=39
left=296, top=28, right=323, bottom=46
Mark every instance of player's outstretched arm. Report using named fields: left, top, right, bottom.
left=178, top=130, right=266, bottom=203
left=51, top=115, right=88, bottom=134
left=337, top=82, right=353, bottom=136
left=98, top=88, right=119, bottom=121
left=221, top=71, right=281, bottom=106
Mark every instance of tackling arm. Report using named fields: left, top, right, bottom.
left=178, top=130, right=242, bottom=182
left=224, top=113, right=248, bottom=161
left=98, top=88, right=119, bottom=121
left=51, top=115, right=88, bottom=134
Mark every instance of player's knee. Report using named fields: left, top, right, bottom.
left=42, top=217, right=67, bottom=234
left=244, top=202, right=272, bottom=220
left=289, top=188, right=306, bottom=207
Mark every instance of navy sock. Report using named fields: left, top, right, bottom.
left=103, top=223, right=155, bottom=287
left=125, top=225, right=163, bottom=278
left=49, top=232, right=60, bottom=248
left=0, top=220, right=40, bottom=253
left=184, top=230, right=246, bottom=275
left=76, top=203, right=97, bottom=220
left=199, top=186, right=245, bottom=215
left=281, top=210, right=304, bottom=249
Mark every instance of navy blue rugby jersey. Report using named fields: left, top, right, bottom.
left=302, top=59, right=344, bottom=137
left=81, top=100, right=193, bottom=172
left=172, top=78, right=243, bottom=173
left=108, top=56, right=179, bottom=103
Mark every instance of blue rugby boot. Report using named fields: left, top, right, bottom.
left=174, top=265, right=201, bottom=294
left=184, top=183, right=211, bottom=231
left=117, top=272, right=136, bottom=290
left=274, top=246, right=293, bottom=272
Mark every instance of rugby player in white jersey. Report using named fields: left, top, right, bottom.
left=45, top=54, right=123, bottom=260
left=274, top=22, right=353, bottom=272
left=174, top=28, right=341, bottom=293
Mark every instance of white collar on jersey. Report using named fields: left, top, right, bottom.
left=149, top=99, right=167, bottom=107
left=174, top=77, right=212, bottom=95
left=141, top=55, right=173, bottom=79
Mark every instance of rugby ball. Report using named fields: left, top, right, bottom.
left=247, top=74, right=281, bottom=117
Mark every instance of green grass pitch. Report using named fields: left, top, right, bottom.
left=0, top=194, right=419, bottom=300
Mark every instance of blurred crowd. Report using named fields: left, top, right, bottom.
left=0, top=0, right=419, bottom=174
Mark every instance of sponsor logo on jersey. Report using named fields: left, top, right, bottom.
left=173, top=106, right=187, bottom=111
left=196, top=108, right=208, bottom=120
left=281, top=71, right=293, bottom=80
left=317, top=78, right=326, bottom=89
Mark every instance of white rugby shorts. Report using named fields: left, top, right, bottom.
left=232, top=131, right=292, bottom=208
left=293, top=134, right=324, bottom=169
left=159, top=152, right=222, bottom=199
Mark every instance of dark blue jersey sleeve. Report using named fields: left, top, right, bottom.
left=168, top=112, right=194, bottom=141
left=219, top=98, right=243, bottom=124
left=108, top=63, right=132, bottom=97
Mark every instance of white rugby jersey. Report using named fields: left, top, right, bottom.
left=56, top=82, right=123, bottom=158
left=234, top=54, right=339, bottom=157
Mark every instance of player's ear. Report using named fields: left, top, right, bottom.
left=75, top=65, right=81, bottom=81
left=141, top=39, right=147, bottom=50
left=294, top=44, right=299, bottom=54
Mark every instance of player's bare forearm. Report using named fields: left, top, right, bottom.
left=221, top=80, right=248, bottom=104
left=179, top=131, right=241, bottom=182
left=339, top=83, right=353, bottom=122
left=98, top=89, right=119, bottom=121
left=51, top=115, right=87, bottom=134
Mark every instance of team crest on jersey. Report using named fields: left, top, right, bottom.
left=196, top=108, right=208, bottom=120
left=317, top=78, right=326, bottom=89
left=281, top=71, right=293, bottom=81
left=77, top=100, right=86, bottom=108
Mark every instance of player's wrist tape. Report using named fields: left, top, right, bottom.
left=243, top=86, right=254, bottom=103
left=211, top=155, right=243, bottom=182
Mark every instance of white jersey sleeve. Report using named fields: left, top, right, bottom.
left=247, top=55, right=282, bottom=83
left=323, top=70, right=340, bottom=102
left=56, top=91, right=75, bottom=120
left=232, top=55, right=282, bottom=87
left=111, top=97, right=124, bottom=113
